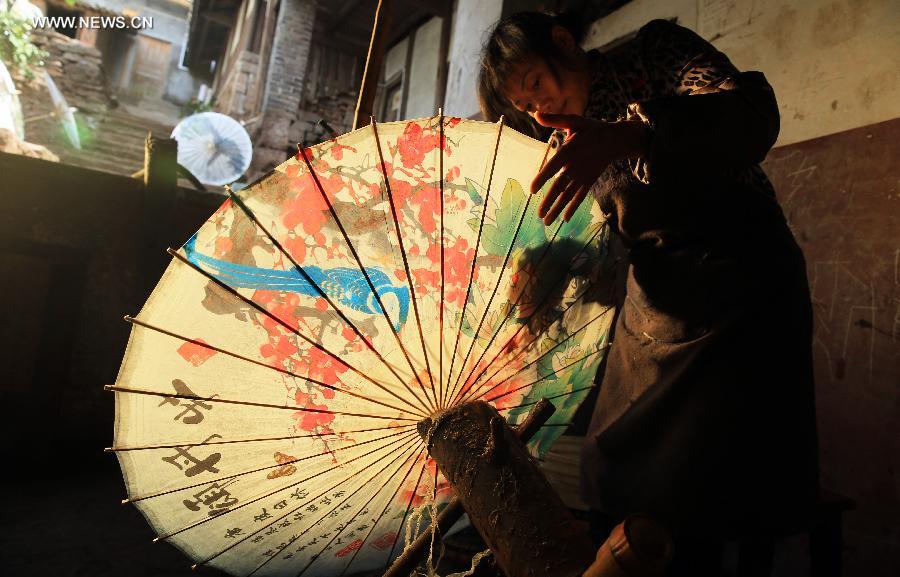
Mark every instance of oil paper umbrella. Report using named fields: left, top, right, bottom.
left=172, top=111, right=253, bottom=186
left=108, top=113, right=617, bottom=577
left=43, top=71, right=80, bottom=149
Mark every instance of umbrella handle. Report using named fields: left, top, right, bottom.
left=383, top=398, right=555, bottom=577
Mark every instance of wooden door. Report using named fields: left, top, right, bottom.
left=130, top=35, right=172, bottom=99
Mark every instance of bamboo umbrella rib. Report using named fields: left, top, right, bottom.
left=243, top=435, right=422, bottom=577
left=444, top=117, right=504, bottom=408
left=337, top=445, right=426, bottom=577
left=120, top=427, right=415, bottom=505
left=290, top=441, right=423, bottom=577
left=167, top=248, right=430, bottom=417
left=442, top=132, right=562, bottom=408
left=296, top=144, right=435, bottom=415
left=440, top=218, right=562, bottom=404
left=225, top=188, right=430, bottom=418
left=450, top=222, right=607, bottom=407
left=445, top=166, right=539, bottom=407
left=499, top=385, right=595, bottom=414
left=483, top=346, right=609, bottom=404
left=123, top=315, right=426, bottom=419
left=452, top=285, right=596, bottom=406
left=459, top=305, right=615, bottom=405
left=452, top=221, right=566, bottom=398
left=191, top=435, right=422, bottom=571
left=242, top=438, right=421, bottom=577
left=106, top=423, right=416, bottom=452
left=444, top=126, right=560, bottom=407
left=465, top=301, right=615, bottom=406
left=370, top=118, right=438, bottom=410
left=454, top=233, right=610, bottom=408
left=383, top=456, right=429, bottom=572
left=155, top=431, right=420, bottom=543
left=106, top=385, right=415, bottom=423
left=438, top=110, right=446, bottom=415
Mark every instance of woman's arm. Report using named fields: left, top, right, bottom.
left=628, top=19, right=780, bottom=183
left=531, top=19, right=780, bottom=224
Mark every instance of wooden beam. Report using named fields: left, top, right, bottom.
left=435, top=12, right=451, bottom=113
left=353, top=0, right=395, bottom=130
left=325, top=0, right=365, bottom=35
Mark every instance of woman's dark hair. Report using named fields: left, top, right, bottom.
left=478, top=12, right=586, bottom=139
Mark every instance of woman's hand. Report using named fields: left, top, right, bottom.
left=531, top=112, right=650, bottom=225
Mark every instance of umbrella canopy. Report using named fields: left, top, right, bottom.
left=110, top=114, right=615, bottom=576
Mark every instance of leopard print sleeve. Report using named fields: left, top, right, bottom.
left=636, top=19, right=739, bottom=97
left=623, top=19, right=780, bottom=185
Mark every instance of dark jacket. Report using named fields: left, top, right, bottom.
left=579, top=20, right=819, bottom=537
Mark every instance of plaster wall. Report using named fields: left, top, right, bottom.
left=443, top=0, right=503, bottom=118
left=406, top=16, right=444, bottom=120
left=582, top=0, right=900, bottom=146
left=384, top=37, right=409, bottom=83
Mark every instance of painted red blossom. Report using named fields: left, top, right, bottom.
left=294, top=390, right=335, bottom=433
left=298, top=346, right=349, bottom=386
left=177, top=339, right=218, bottom=366
left=397, top=122, right=444, bottom=169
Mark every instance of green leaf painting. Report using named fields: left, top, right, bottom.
left=465, top=178, right=484, bottom=206
left=479, top=179, right=549, bottom=257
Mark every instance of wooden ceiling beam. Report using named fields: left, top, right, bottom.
left=325, top=0, right=366, bottom=35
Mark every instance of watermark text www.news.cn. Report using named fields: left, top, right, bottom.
left=31, top=15, right=154, bottom=30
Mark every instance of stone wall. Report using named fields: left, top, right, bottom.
left=292, top=92, right=356, bottom=144
left=263, top=0, right=316, bottom=114
left=16, top=27, right=114, bottom=150
left=216, top=51, right=263, bottom=120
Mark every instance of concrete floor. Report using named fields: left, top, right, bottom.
left=0, top=452, right=817, bottom=577
left=0, top=454, right=489, bottom=577
left=2, top=456, right=227, bottom=577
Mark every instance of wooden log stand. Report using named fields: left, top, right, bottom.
left=397, top=400, right=596, bottom=577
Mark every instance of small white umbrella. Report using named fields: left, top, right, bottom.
left=172, top=112, right=253, bottom=186
left=42, top=71, right=80, bottom=149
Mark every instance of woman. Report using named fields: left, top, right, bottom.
left=478, top=12, right=819, bottom=575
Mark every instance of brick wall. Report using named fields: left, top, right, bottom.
left=263, top=0, right=317, bottom=115
left=247, top=0, right=318, bottom=178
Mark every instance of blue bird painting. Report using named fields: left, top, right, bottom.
left=183, top=236, right=410, bottom=331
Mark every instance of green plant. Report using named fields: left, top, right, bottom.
left=0, top=9, right=48, bottom=79
left=181, top=97, right=216, bottom=117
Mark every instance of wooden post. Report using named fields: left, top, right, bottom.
left=141, top=132, right=179, bottom=285
left=384, top=399, right=557, bottom=577
left=353, top=0, right=394, bottom=130
left=412, top=401, right=596, bottom=577
left=424, top=401, right=595, bottom=577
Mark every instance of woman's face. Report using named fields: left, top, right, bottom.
left=502, top=26, right=590, bottom=119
